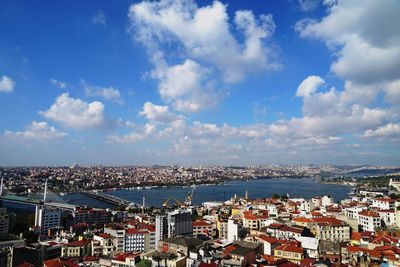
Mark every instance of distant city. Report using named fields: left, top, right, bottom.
left=0, top=165, right=400, bottom=267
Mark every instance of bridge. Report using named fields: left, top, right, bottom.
left=81, top=190, right=143, bottom=209
left=0, top=178, right=76, bottom=211
left=0, top=178, right=142, bottom=211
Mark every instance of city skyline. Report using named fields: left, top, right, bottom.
left=1, top=0, right=399, bottom=166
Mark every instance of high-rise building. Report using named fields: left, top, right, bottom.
left=155, top=214, right=168, bottom=247
left=0, top=208, right=10, bottom=234
left=34, top=206, right=62, bottom=235
left=167, top=209, right=193, bottom=238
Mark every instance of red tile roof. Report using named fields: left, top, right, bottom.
left=258, top=234, right=278, bottom=244
left=66, top=239, right=91, bottom=247
left=359, top=210, right=380, bottom=217
left=43, top=258, right=79, bottom=267
left=275, top=244, right=304, bottom=254
left=193, top=220, right=212, bottom=227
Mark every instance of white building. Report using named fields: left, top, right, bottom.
left=125, top=227, right=156, bottom=252
left=377, top=209, right=396, bottom=227
left=34, top=206, right=62, bottom=234
left=372, top=198, right=395, bottom=210
left=92, top=233, right=114, bottom=256
left=227, top=219, right=242, bottom=242
left=321, top=195, right=334, bottom=207
left=358, top=210, right=381, bottom=232
left=104, top=225, right=125, bottom=252
left=344, top=205, right=368, bottom=220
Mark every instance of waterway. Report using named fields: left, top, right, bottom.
left=62, top=178, right=351, bottom=208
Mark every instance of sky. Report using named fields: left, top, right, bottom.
left=0, top=0, right=399, bottom=166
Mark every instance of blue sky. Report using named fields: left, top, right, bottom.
left=0, top=0, right=399, bottom=166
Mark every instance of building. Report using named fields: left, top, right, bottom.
left=61, top=239, right=91, bottom=258
left=242, top=211, right=268, bottom=230
left=274, top=243, right=304, bottom=264
left=217, top=219, right=228, bottom=239
left=0, top=247, right=12, bottom=267
left=167, top=209, right=193, bottom=238
left=321, top=195, right=334, bottom=207
left=34, top=207, right=62, bottom=235
left=311, top=217, right=351, bottom=242
left=372, top=197, right=395, bottom=210
left=72, top=207, right=111, bottom=226
left=0, top=208, right=10, bottom=234
left=192, top=220, right=213, bottom=238
left=125, top=227, right=156, bottom=252
left=92, top=233, right=114, bottom=256
left=104, top=224, right=125, bottom=252
left=158, top=236, right=204, bottom=256
left=227, top=219, right=242, bottom=242
left=155, top=214, right=168, bottom=247
left=358, top=210, right=381, bottom=232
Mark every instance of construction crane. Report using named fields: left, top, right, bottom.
left=185, top=185, right=196, bottom=206
left=163, top=198, right=171, bottom=208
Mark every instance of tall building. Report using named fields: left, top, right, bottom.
left=34, top=206, right=62, bottom=235
left=155, top=214, right=168, bottom=247
left=0, top=207, right=10, bottom=234
left=167, top=209, right=193, bottom=238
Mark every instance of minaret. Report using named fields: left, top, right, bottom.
left=245, top=190, right=249, bottom=200
left=142, top=196, right=145, bottom=214
left=43, top=179, right=48, bottom=203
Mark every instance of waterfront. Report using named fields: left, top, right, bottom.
left=62, top=178, right=352, bottom=208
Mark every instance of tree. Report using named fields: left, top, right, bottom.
left=272, top=194, right=280, bottom=199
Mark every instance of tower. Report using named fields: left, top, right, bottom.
left=0, top=177, right=3, bottom=196
left=43, top=179, right=48, bottom=203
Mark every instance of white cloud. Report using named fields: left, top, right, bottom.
left=106, top=123, right=156, bottom=144
left=83, top=82, right=123, bottom=104
left=152, top=59, right=221, bottom=112
left=92, top=10, right=106, bottom=25
left=297, top=0, right=320, bottom=11
left=4, top=121, right=67, bottom=143
left=296, top=0, right=400, bottom=84
left=364, top=123, right=400, bottom=138
left=296, top=75, right=325, bottom=97
left=129, top=0, right=278, bottom=83
left=39, top=93, right=112, bottom=130
left=139, top=101, right=182, bottom=123
left=0, top=75, right=15, bottom=93
left=50, top=78, right=67, bottom=89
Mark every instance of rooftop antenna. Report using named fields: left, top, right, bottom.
left=44, top=179, right=48, bottom=203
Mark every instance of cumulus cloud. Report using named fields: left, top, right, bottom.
left=296, top=75, right=325, bottom=97
left=152, top=59, right=222, bottom=112
left=83, top=82, right=123, bottom=104
left=295, top=0, right=400, bottom=84
left=364, top=123, right=400, bottom=139
left=4, top=121, right=67, bottom=143
left=106, top=123, right=156, bottom=144
left=0, top=75, right=15, bottom=93
left=139, top=101, right=182, bottom=123
left=129, top=0, right=278, bottom=82
left=39, top=93, right=113, bottom=130
left=50, top=78, right=67, bottom=89
left=128, top=0, right=279, bottom=113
